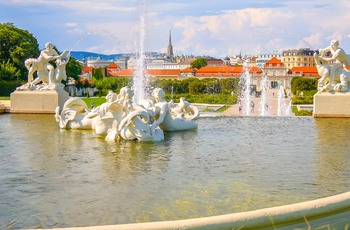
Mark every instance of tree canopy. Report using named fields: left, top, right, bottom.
left=0, top=22, right=40, bottom=81
left=190, top=57, right=207, bottom=69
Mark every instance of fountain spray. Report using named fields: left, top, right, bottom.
left=132, top=0, right=149, bottom=104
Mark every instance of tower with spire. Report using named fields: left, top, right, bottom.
left=167, top=30, right=174, bottom=60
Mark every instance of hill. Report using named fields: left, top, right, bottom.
left=69, top=51, right=124, bottom=61
left=70, top=51, right=166, bottom=61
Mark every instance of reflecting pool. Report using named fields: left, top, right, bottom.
left=1, top=114, right=350, bottom=229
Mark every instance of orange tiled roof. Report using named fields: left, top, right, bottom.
left=110, top=69, right=134, bottom=77
left=289, top=66, right=319, bottom=77
left=108, top=69, right=181, bottom=77
left=147, top=69, right=181, bottom=76
left=82, top=66, right=93, bottom=71
left=265, top=57, right=284, bottom=67
left=196, top=66, right=262, bottom=74
left=107, top=63, right=119, bottom=68
left=79, top=78, right=93, bottom=84
left=181, top=67, right=197, bottom=73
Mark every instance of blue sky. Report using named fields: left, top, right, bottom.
left=1, top=0, right=350, bottom=58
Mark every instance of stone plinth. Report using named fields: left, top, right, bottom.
left=0, top=103, right=5, bottom=113
left=313, top=92, right=350, bottom=117
left=10, top=89, right=69, bottom=113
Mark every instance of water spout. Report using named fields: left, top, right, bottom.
left=259, top=74, right=269, bottom=116
left=240, top=59, right=253, bottom=115
left=277, top=85, right=291, bottom=116
left=132, top=0, right=149, bottom=104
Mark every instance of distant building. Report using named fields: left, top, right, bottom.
left=261, top=57, right=290, bottom=89
left=167, top=30, right=174, bottom=60
left=205, top=58, right=224, bottom=67
left=86, top=54, right=114, bottom=69
left=177, top=57, right=197, bottom=70
left=106, top=63, right=121, bottom=77
left=114, top=56, right=129, bottom=70
left=229, top=54, right=244, bottom=66
left=147, top=60, right=179, bottom=69
left=288, top=66, right=319, bottom=78
left=256, top=52, right=282, bottom=69
left=80, top=66, right=93, bottom=80
left=281, top=48, right=316, bottom=70
left=180, top=66, right=262, bottom=79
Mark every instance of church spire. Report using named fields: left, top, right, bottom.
left=167, top=30, right=173, bottom=59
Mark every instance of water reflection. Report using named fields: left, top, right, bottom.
left=0, top=114, right=350, bottom=229
left=314, top=118, right=350, bottom=193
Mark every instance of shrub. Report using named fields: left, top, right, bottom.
left=0, top=80, right=24, bottom=96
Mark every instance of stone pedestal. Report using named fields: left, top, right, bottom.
left=10, top=89, right=69, bottom=113
left=313, top=92, right=350, bottom=117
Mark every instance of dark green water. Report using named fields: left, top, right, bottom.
left=1, top=114, right=350, bottom=229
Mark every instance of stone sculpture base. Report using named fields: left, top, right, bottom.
left=313, top=92, right=350, bottom=117
left=10, top=89, right=69, bottom=113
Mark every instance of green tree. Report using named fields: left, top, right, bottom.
left=188, top=81, right=206, bottom=94
left=291, top=77, right=318, bottom=95
left=0, top=59, right=21, bottom=81
left=93, top=68, right=103, bottom=80
left=190, top=57, right=207, bottom=69
left=0, top=22, right=39, bottom=81
left=65, top=56, right=83, bottom=83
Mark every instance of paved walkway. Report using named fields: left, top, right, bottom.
left=222, top=88, right=292, bottom=116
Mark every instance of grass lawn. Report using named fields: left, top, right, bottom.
left=82, top=97, right=106, bottom=108
left=0, top=97, right=10, bottom=100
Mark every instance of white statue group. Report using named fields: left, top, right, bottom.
left=55, top=87, right=199, bottom=142
left=315, top=39, right=350, bottom=92
left=18, top=42, right=70, bottom=90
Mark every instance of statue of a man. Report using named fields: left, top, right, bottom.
left=25, top=42, right=63, bottom=86
left=318, top=39, right=350, bottom=89
left=37, top=42, right=62, bottom=84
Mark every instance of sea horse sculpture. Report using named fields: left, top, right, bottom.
left=147, top=88, right=199, bottom=132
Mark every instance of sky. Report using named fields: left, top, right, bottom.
left=1, top=0, right=350, bottom=58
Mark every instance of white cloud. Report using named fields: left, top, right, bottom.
left=3, top=0, right=350, bottom=57
left=65, top=22, right=77, bottom=28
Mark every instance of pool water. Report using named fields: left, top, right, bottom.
left=1, top=114, right=350, bottom=229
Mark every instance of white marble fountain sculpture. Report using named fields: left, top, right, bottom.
left=17, top=42, right=70, bottom=91
left=55, top=87, right=199, bottom=142
left=315, top=39, right=350, bottom=92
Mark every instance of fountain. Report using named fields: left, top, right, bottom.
left=259, top=74, right=269, bottom=116
left=277, top=85, right=292, bottom=116
left=239, top=60, right=291, bottom=117
left=10, top=42, right=70, bottom=113
left=132, top=0, right=148, bottom=104
left=2, top=0, right=350, bottom=227
left=54, top=0, right=199, bottom=142
left=239, top=59, right=253, bottom=115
